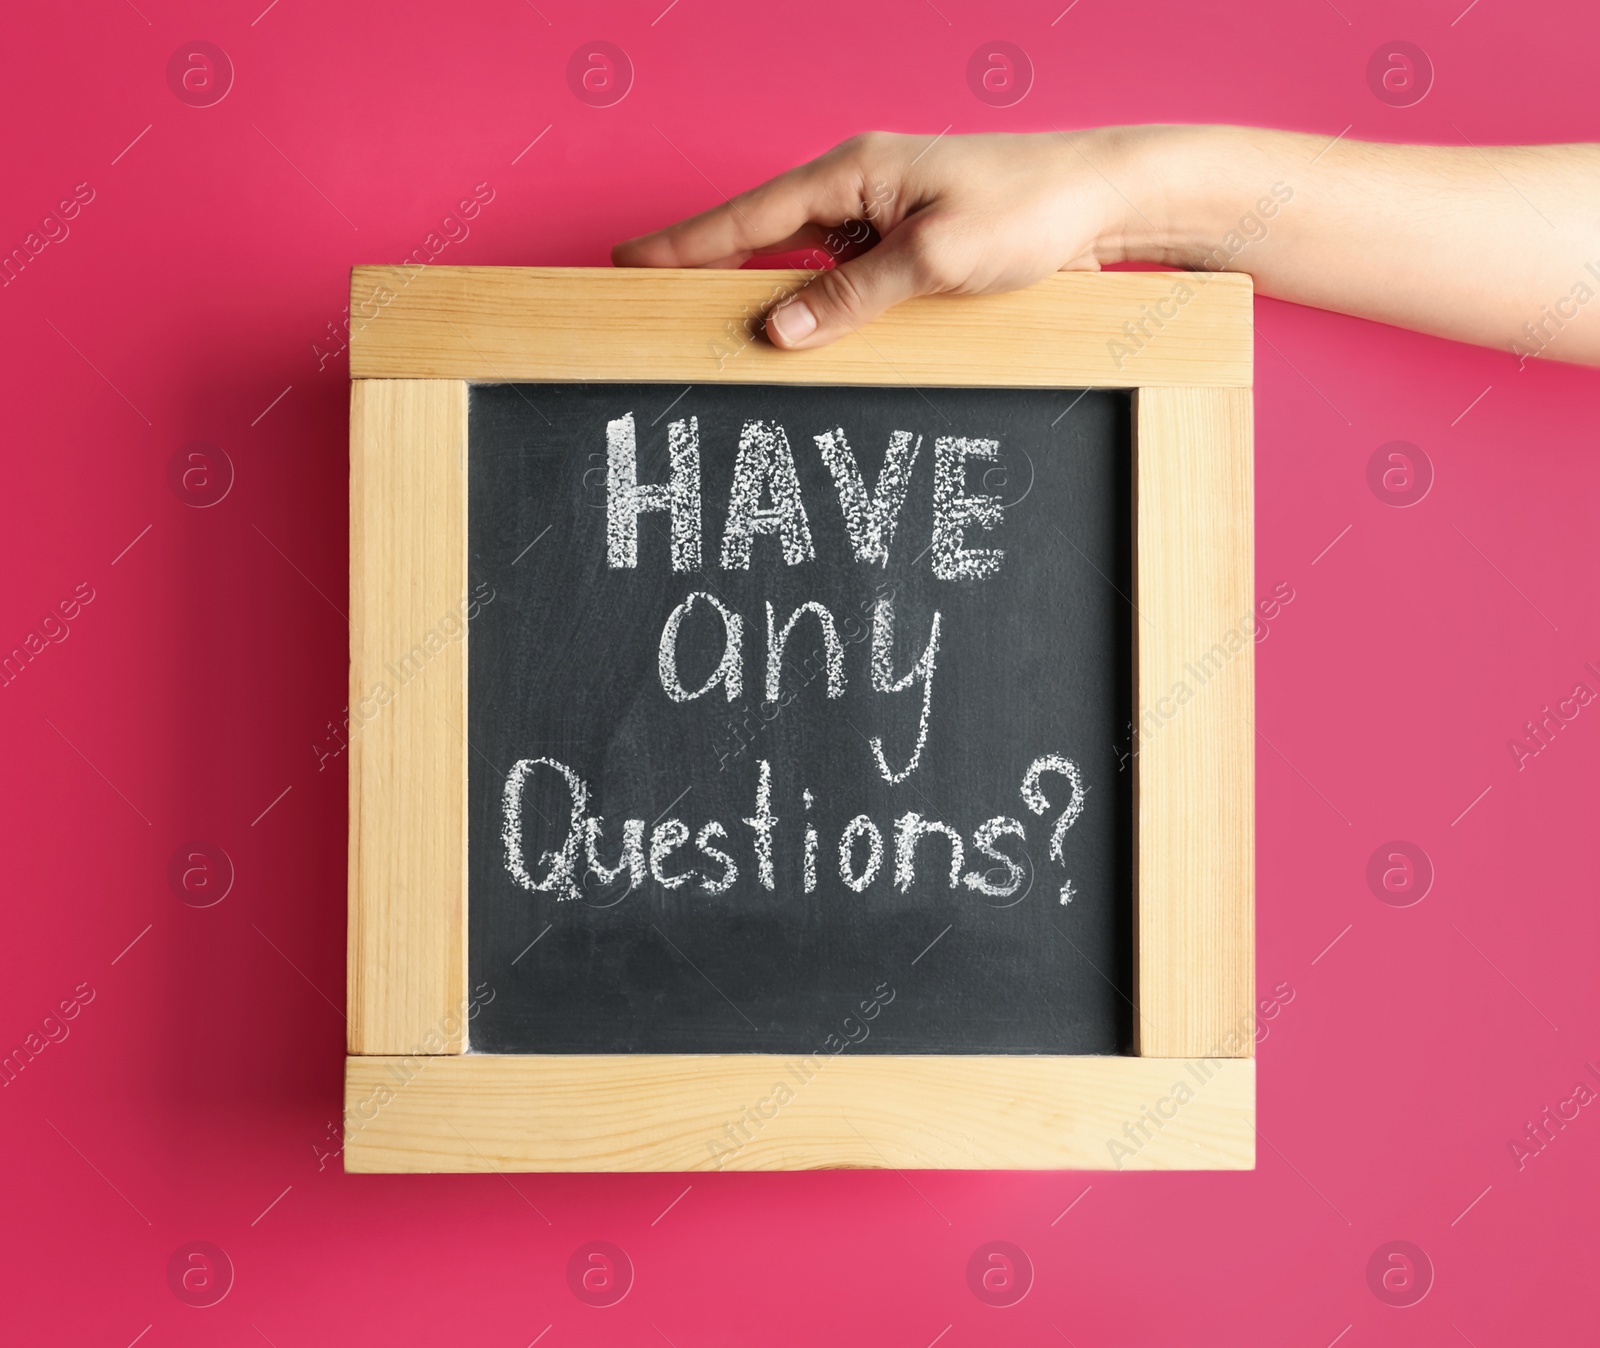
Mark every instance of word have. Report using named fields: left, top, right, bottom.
left=2, top=182, right=95, bottom=289
left=606, top=412, right=1007, bottom=581
left=1, top=982, right=96, bottom=1088
left=708, top=981, right=896, bottom=1169
left=2, top=582, right=96, bottom=691
left=1106, top=981, right=1292, bottom=1168
left=312, top=181, right=497, bottom=371
left=1508, top=665, right=1597, bottom=771
left=503, top=755, right=1084, bottom=904
left=319, top=581, right=495, bottom=769
left=1507, top=1061, right=1600, bottom=1171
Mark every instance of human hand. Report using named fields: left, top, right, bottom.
left=615, top=126, right=1600, bottom=365
left=612, top=129, right=1177, bottom=350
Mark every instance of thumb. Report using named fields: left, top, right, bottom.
left=765, top=224, right=941, bottom=350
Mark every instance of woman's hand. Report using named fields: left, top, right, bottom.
left=612, top=129, right=1180, bottom=350
left=614, top=126, right=1600, bottom=366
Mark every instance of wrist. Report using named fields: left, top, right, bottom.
left=1086, top=125, right=1250, bottom=269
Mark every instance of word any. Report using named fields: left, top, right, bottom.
left=662, top=591, right=939, bottom=781
left=1507, top=1061, right=1600, bottom=1171
left=2, top=182, right=95, bottom=289
left=313, top=181, right=497, bottom=372
left=1, top=982, right=96, bottom=1087
left=711, top=588, right=887, bottom=770
left=1508, top=664, right=1597, bottom=770
left=1509, top=260, right=1600, bottom=366
left=2, top=582, right=96, bottom=690
left=708, top=981, right=896, bottom=1169
left=504, top=754, right=1084, bottom=903
left=1106, top=981, right=1292, bottom=1168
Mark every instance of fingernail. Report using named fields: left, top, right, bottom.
left=768, top=300, right=817, bottom=346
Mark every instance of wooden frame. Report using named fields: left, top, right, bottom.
left=345, top=265, right=1255, bottom=1172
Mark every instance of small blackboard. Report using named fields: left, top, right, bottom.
left=467, top=381, right=1133, bottom=1055
left=346, top=267, right=1257, bottom=1172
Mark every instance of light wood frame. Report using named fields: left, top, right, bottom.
left=345, top=265, right=1255, bottom=1172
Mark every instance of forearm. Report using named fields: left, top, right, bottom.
left=1096, top=126, right=1600, bottom=365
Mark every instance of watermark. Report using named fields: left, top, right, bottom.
left=710, top=180, right=896, bottom=369
left=311, top=1119, right=345, bottom=1172
left=966, top=1241, right=1032, bottom=1306
left=167, top=442, right=234, bottom=508
left=1195, top=184, right=1296, bottom=275
left=567, top=42, right=633, bottom=107
left=1365, top=42, right=1432, bottom=108
left=341, top=982, right=497, bottom=1139
left=167, top=1241, right=233, bottom=1307
left=1365, top=841, right=1432, bottom=908
left=312, top=181, right=497, bottom=372
left=1509, top=259, right=1600, bottom=366
left=1106, top=982, right=1293, bottom=1168
left=167, top=842, right=235, bottom=908
left=1107, top=183, right=1294, bottom=371
left=1253, top=580, right=1296, bottom=642
left=966, top=42, right=1033, bottom=108
left=315, top=581, right=496, bottom=770
left=1366, top=441, right=1432, bottom=508
left=1507, top=664, right=1597, bottom=771
left=166, top=42, right=234, bottom=108
left=1, top=981, right=96, bottom=1088
left=1365, top=1240, right=1432, bottom=1307
left=1, top=182, right=95, bottom=289
left=706, top=981, right=896, bottom=1169
left=1105, top=278, right=1200, bottom=371
left=1, top=581, right=96, bottom=691
left=1113, top=588, right=1289, bottom=772
left=711, top=586, right=889, bottom=770
left=1507, top=1060, right=1600, bottom=1171
left=567, top=1241, right=632, bottom=1306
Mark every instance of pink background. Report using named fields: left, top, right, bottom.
left=2, top=0, right=1596, bottom=1342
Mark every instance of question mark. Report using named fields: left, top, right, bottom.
left=1021, top=754, right=1086, bottom=904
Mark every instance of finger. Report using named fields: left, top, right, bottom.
left=626, top=223, right=868, bottom=275
left=612, top=152, right=872, bottom=268
left=682, top=224, right=834, bottom=273
left=765, top=224, right=936, bottom=350
left=749, top=223, right=830, bottom=257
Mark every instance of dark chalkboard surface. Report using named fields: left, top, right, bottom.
left=467, top=382, right=1132, bottom=1055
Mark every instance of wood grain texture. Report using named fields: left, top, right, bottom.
left=348, top=379, right=469, bottom=1055
left=348, top=266, right=1253, bottom=387
left=343, top=1054, right=1254, bottom=1172
left=1133, top=387, right=1255, bottom=1058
